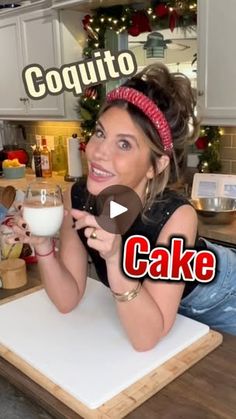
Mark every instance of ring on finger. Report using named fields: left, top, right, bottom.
left=90, top=228, right=97, bottom=239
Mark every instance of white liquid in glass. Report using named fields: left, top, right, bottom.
left=23, top=201, right=64, bottom=236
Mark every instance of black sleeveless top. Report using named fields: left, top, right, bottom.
left=71, top=179, right=199, bottom=299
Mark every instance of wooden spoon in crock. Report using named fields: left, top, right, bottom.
left=1, top=186, right=16, bottom=209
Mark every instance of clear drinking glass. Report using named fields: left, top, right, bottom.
left=23, top=181, right=64, bottom=237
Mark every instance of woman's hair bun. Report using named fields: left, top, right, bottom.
left=131, top=63, right=198, bottom=143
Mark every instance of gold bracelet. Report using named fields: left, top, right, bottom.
left=111, top=282, right=142, bottom=302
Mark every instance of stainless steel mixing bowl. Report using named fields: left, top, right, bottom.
left=191, top=197, right=236, bottom=224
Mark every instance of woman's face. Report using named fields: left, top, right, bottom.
left=86, top=106, right=155, bottom=199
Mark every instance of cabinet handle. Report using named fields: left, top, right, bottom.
left=19, top=97, right=29, bottom=102
left=198, top=90, right=204, bottom=96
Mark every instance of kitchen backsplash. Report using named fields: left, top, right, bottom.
left=3, top=121, right=236, bottom=175
left=21, top=120, right=82, bottom=143
left=3, top=120, right=88, bottom=173
left=219, top=127, right=236, bottom=174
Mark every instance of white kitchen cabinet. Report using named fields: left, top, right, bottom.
left=197, top=0, right=236, bottom=125
left=0, top=7, right=64, bottom=118
left=0, top=17, right=26, bottom=116
left=20, top=8, right=64, bottom=117
left=0, top=4, right=86, bottom=120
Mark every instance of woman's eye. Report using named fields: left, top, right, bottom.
left=119, top=140, right=131, bottom=150
left=94, top=128, right=104, bottom=138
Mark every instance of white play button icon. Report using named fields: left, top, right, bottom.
left=110, top=200, right=128, bottom=219
left=94, top=185, right=143, bottom=234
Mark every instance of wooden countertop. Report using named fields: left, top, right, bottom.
left=198, top=218, right=236, bottom=245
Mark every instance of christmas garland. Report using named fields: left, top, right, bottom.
left=78, top=1, right=197, bottom=141
left=195, top=126, right=222, bottom=173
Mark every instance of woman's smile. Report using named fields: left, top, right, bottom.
left=89, top=162, right=115, bottom=182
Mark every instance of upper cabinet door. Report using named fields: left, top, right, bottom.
left=197, top=0, right=236, bottom=125
left=0, top=17, right=26, bottom=115
left=20, top=9, right=65, bottom=117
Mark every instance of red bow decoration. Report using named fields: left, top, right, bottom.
left=82, top=14, right=91, bottom=31
left=169, top=9, right=179, bottom=32
left=128, top=11, right=151, bottom=37
left=82, top=14, right=99, bottom=40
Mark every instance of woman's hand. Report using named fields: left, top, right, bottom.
left=6, top=214, right=49, bottom=246
left=6, top=205, right=51, bottom=248
left=71, top=209, right=122, bottom=265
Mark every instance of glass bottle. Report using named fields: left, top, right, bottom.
left=33, top=138, right=42, bottom=177
left=41, top=138, right=52, bottom=178
left=52, top=136, right=67, bottom=175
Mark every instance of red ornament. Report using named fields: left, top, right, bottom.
left=154, top=3, right=169, bottom=18
left=84, top=87, right=97, bottom=99
left=195, top=136, right=208, bottom=150
left=169, top=9, right=179, bottom=32
left=128, top=11, right=151, bottom=37
left=128, top=26, right=141, bottom=37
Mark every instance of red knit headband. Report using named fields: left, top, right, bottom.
left=106, top=86, right=173, bottom=154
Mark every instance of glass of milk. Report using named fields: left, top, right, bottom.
left=23, top=181, right=64, bottom=237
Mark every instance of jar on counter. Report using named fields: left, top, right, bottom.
left=0, top=224, right=23, bottom=261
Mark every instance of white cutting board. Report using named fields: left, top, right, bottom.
left=0, top=278, right=209, bottom=409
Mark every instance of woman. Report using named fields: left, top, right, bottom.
left=11, top=64, right=236, bottom=350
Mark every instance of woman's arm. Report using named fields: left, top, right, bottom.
left=11, top=185, right=88, bottom=313
left=35, top=185, right=88, bottom=313
left=106, top=205, right=198, bottom=351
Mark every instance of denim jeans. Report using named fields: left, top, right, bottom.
left=0, top=204, right=7, bottom=223
left=178, top=239, right=236, bottom=335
